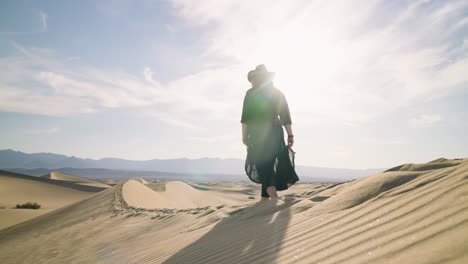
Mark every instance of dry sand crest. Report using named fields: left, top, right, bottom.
left=0, top=170, right=108, bottom=230
left=0, top=158, right=467, bottom=263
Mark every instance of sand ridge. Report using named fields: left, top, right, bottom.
left=0, top=158, right=466, bottom=263
left=122, top=179, right=228, bottom=209
left=0, top=170, right=107, bottom=230
left=41, top=171, right=111, bottom=188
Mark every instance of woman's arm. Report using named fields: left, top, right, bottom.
left=285, top=124, right=294, bottom=147
left=242, top=123, right=248, bottom=145
left=278, top=92, right=294, bottom=147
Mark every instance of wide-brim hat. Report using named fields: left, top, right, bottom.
left=247, top=64, right=275, bottom=83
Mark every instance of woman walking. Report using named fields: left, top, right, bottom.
left=241, top=64, right=299, bottom=200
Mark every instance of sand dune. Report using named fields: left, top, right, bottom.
left=0, top=158, right=466, bottom=263
left=123, top=179, right=230, bottom=209
left=0, top=170, right=107, bottom=230
left=41, top=171, right=111, bottom=188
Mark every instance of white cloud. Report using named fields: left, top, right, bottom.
left=39, top=10, right=48, bottom=31
left=143, top=67, right=156, bottom=84
left=1, top=1, right=467, bottom=131
left=0, top=43, right=245, bottom=128
left=0, top=44, right=164, bottom=116
left=409, top=114, right=442, bottom=128
left=171, top=0, right=468, bottom=124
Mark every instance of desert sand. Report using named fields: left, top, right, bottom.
left=41, top=171, right=111, bottom=189
left=0, top=158, right=467, bottom=263
left=0, top=170, right=109, bottom=230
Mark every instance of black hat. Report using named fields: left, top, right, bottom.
left=247, top=64, right=275, bottom=83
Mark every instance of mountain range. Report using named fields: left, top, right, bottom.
left=0, top=149, right=385, bottom=182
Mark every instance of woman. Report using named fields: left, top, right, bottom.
left=241, top=64, right=299, bottom=200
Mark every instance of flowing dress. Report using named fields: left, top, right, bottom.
left=241, top=83, right=299, bottom=194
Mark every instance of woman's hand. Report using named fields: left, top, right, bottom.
left=288, top=135, right=294, bottom=147
left=285, top=124, right=294, bottom=147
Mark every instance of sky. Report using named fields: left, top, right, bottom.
left=0, top=0, right=467, bottom=169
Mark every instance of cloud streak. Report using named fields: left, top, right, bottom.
left=39, top=10, right=48, bottom=31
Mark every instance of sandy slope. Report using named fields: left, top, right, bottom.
left=123, top=179, right=240, bottom=209
left=41, top=171, right=111, bottom=188
left=0, top=158, right=467, bottom=263
left=0, top=170, right=108, bottom=230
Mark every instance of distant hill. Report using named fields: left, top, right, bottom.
left=7, top=167, right=246, bottom=182
left=0, top=149, right=384, bottom=182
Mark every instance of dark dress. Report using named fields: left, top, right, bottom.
left=241, top=82, right=299, bottom=197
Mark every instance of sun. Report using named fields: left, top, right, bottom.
left=245, top=23, right=342, bottom=114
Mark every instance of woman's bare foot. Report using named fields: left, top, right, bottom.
left=266, top=186, right=278, bottom=198
left=260, top=196, right=270, bottom=201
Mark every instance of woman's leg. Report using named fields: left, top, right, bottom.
left=258, top=156, right=278, bottom=199
left=265, top=156, right=278, bottom=198
left=261, top=183, right=270, bottom=200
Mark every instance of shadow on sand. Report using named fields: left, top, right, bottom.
left=163, top=196, right=297, bottom=264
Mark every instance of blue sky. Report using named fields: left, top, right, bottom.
left=0, top=0, right=467, bottom=169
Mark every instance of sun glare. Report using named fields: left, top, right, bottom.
left=246, top=23, right=343, bottom=114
